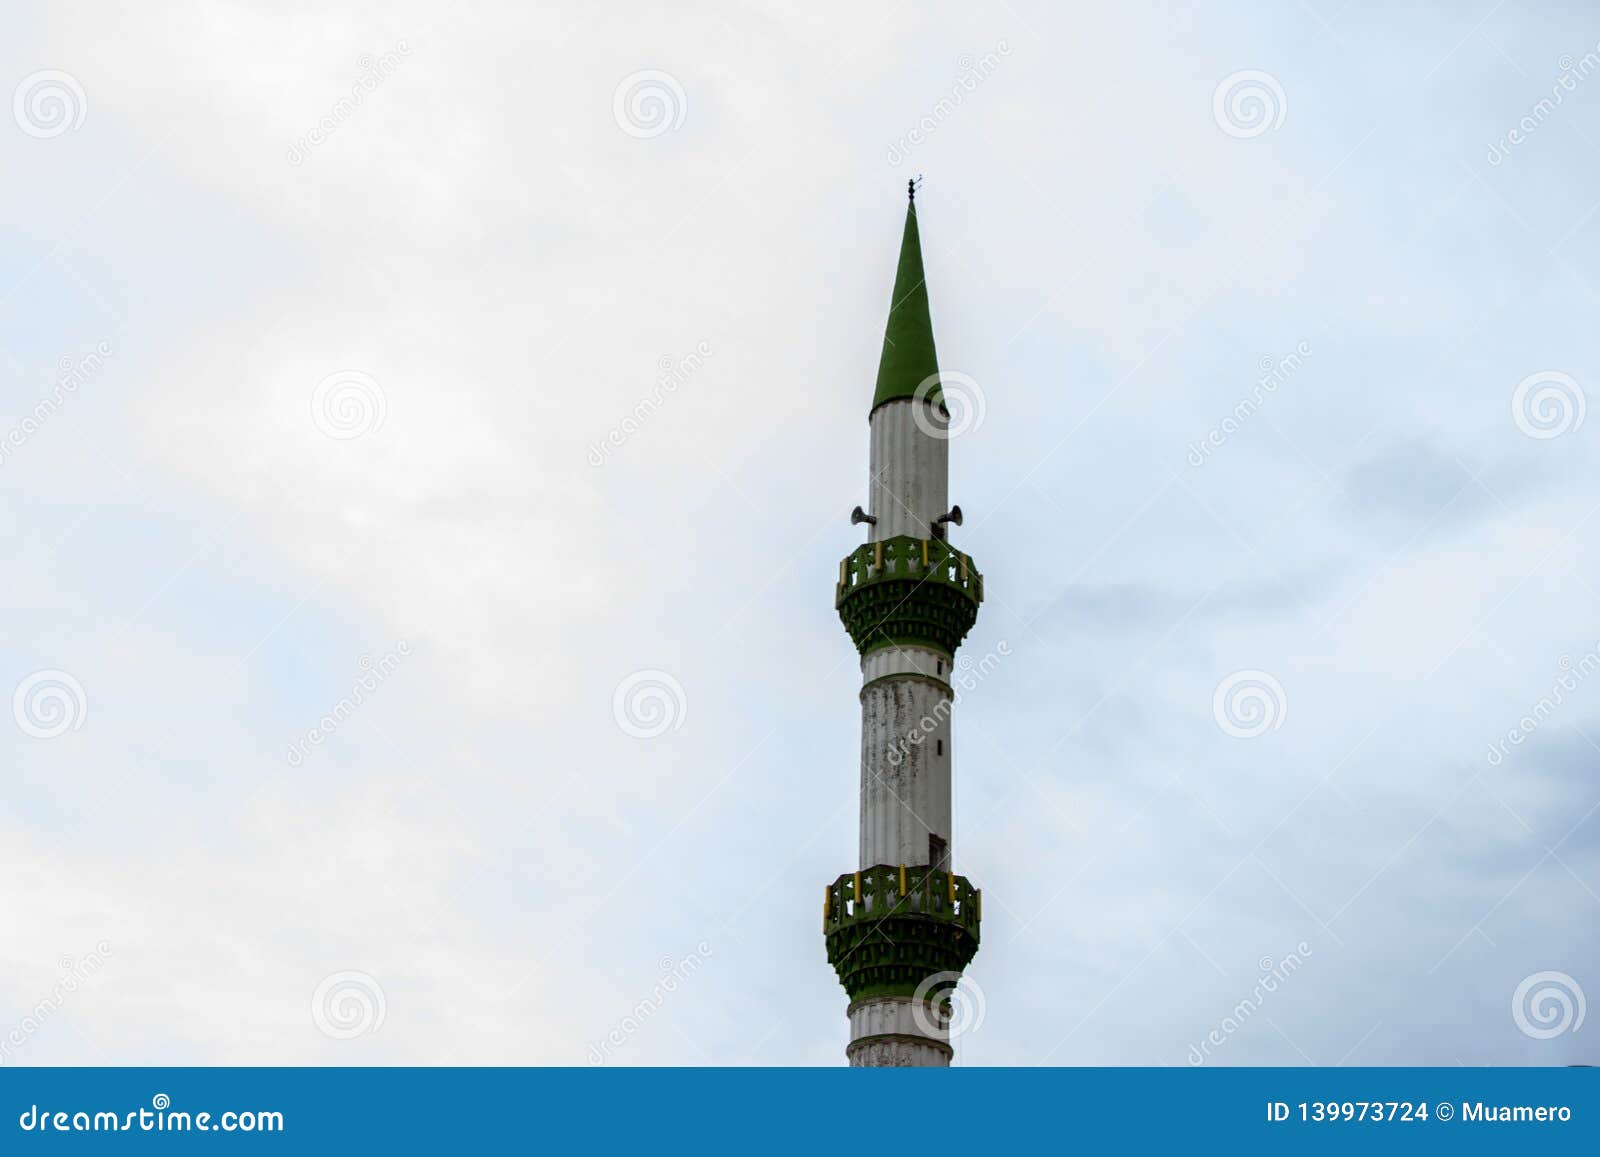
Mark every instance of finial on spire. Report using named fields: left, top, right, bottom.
left=908, top=174, right=923, bottom=202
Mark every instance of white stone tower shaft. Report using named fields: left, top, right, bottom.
left=860, top=396, right=952, bottom=874
left=850, top=396, right=957, bottom=1068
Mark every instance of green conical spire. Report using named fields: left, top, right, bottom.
left=871, top=189, right=941, bottom=413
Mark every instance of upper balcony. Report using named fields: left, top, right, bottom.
left=835, top=535, right=983, bottom=657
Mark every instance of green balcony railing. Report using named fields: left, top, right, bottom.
left=822, top=862, right=982, bottom=1002
left=835, top=535, right=983, bottom=605
left=823, top=863, right=982, bottom=936
left=834, top=536, right=983, bottom=657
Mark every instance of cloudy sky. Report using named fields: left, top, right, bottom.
left=2, top=1, right=1596, bottom=1066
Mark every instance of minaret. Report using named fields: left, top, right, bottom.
left=824, top=182, right=984, bottom=1067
